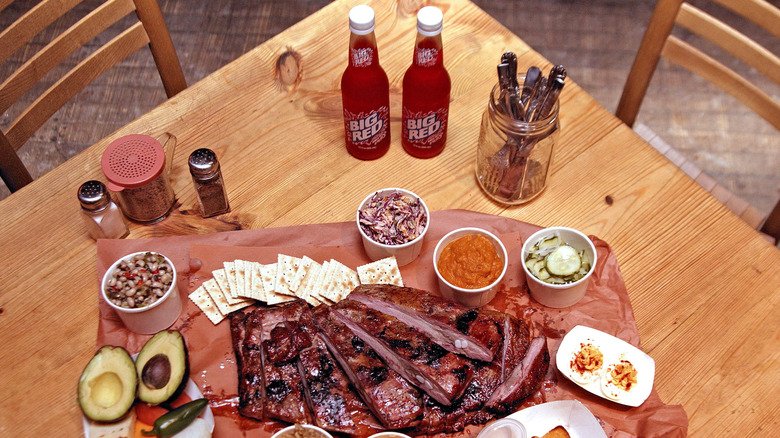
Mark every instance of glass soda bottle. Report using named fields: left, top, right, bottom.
left=401, top=6, right=451, bottom=158
left=341, top=5, right=391, bottom=160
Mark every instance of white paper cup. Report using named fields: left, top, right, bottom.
left=101, top=251, right=182, bottom=334
left=357, top=188, right=430, bottom=267
left=271, top=424, right=333, bottom=438
left=368, top=433, right=413, bottom=438
left=433, top=227, right=508, bottom=308
left=521, top=227, right=597, bottom=308
left=477, top=418, right=527, bottom=438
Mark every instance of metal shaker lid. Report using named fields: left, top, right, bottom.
left=101, top=134, right=165, bottom=190
left=78, top=180, right=111, bottom=211
left=188, top=148, right=220, bottom=178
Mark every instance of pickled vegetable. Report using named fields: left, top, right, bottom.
left=525, top=233, right=591, bottom=284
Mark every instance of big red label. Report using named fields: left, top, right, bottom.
left=344, top=106, right=389, bottom=147
left=350, top=47, right=374, bottom=67
left=402, top=107, right=448, bottom=147
left=415, top=48, right=439, bottom=67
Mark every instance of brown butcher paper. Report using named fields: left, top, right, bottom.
left=96, top=209, right=688, bottom=437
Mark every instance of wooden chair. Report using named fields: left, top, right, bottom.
left=0, top=0, right=187, bottom=193
left=616, top=0, right=780, bottom=242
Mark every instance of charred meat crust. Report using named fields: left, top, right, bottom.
left=349, top=286, right=494, bottom=361
left=333, top=299, right=474, bottom=405
left=230, top=286, right=549, bottom=435
left=312, top=305, right=424, bottom=430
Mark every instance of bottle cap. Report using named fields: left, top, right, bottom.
left=78, top=180, right=110, bottom=211
left=188, top=148, right=220, bottom=179
left=349, top=5, right=375, bottom=35
left=417, top=6, right=443, bottom=37
left=101, top=134, right=165, bottom=191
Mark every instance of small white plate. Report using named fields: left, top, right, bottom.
left=556, top=325, right=655, bottom=407
left=507, top=400, right=606, bottom=438
left=82, top=354, right=214, bottom=437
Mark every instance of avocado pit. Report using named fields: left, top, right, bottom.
left=142, top=354, right=172, bottom=389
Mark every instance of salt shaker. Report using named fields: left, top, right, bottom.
left=78, top=180, right=129, bottom=239
left=188, top=148, right=230, bottom=217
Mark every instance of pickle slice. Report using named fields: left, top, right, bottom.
left=546, top=245, right=581, bottom=277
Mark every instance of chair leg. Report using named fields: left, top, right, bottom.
left=0, top=134, right=33, bottom=193
left=760, top=200, right=780, bottom=243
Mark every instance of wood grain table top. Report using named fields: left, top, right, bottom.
left=0, top=0, right=777, bottom=436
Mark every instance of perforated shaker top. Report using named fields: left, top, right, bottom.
left=101, top=134, right=165, bottom=189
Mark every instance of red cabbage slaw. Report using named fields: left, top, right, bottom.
left=359, top=191, right=428, bottom=245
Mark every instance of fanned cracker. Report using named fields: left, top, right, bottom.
left=264, top=262, right=294, bottom=305
left=275, top=254, right=301, bottom=297
left=289, top=256, right=315, bottom=295
left=223, top=261, right=238, bottom=298
left=357, top=256, right=404, bottom=286
left=203, top=278, right=251, bottom=314
left=311, top=260, right=336, bottom=303
left=297, top=259, right=323, bottom=306
left=213, top=268, right=249, bottom=305
left=333, top=261, right=359, bottom=302
left=234, top=260, right=247, bottom=298
left=323, top=260, right=358, bottom=302
left=249, top=262, right=266, bottom=302
left=189, top=285, right=224, bottom=324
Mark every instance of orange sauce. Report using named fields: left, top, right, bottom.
left=438, top=234, right=503, bottom=289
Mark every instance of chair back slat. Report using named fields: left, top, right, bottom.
left=677, top=4, right=780, bottom=86
left=0, top=0, right=136, bottom=113
left=713, top=0, right=780, bottom=39
left=662, top=36, right=780, bottom=131
left=0, top=0, right=83, bottom=63
left=5, top=23, right=149, bottom=149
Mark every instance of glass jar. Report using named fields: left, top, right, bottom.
left=475, top=83, right=559, bottom=204
left=101, top=134, right=176, bottom=223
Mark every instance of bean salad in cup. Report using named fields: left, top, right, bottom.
left=104, top=252, right=174, bottom=308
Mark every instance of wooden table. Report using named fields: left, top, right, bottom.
left=0, top=0, right=777, bottom=436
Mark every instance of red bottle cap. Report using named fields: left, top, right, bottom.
left=101, top=134, right=165, bottom=191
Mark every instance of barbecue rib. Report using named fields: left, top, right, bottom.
left=230, top=286, right=549, bottom=435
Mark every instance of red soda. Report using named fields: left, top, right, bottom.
left=341, top=5, right=390, bottom=160
left=401, top=6, right=451, bottom=158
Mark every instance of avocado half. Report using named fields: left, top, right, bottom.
left=136, top=330, right=189, bottom=405
left=78, top=346, right=137, bottom=422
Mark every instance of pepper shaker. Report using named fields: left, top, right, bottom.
left=188, top=148, right=230, bottom=217
left=78, top=180, right=129, bottom=239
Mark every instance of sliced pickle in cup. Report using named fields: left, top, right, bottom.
left=525, top=233, right=592, bottom=284
left=546, top=245, right=581, bottom=276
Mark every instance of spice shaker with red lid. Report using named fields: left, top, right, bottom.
left=101, top=134, right=175, bottom=223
